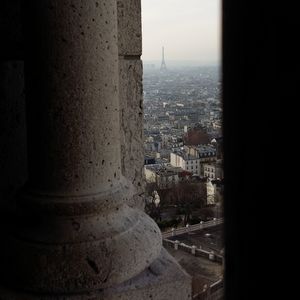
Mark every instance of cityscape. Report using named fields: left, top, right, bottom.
left=1, top=0, right=281, bottom=298
left=143, top=54, right=224, bottom=300
left=0, top=1, right=225, bottom=299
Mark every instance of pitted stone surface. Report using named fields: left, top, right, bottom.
left=117, top=0, right=142, bottom=55
left=0, top=0, right=163, bottom=294
left=26, top=0, right=121, bottom=195
left=118, top=0, right=144, bottom=210
left=3, top=205, right=162, bottom=293
left=0, top=0, right=192, bottom=298
left=0, top=248, right=192, bottom=299
left=119, top=58, right=145, bottom=209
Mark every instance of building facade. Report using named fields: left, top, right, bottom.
left=144, top=164, right=180, bottom=189
left=170, top=151, right=201, bottom=176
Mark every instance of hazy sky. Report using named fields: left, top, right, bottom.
left=141, top=0, right=221, bottom=64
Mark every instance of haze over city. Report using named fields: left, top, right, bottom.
left=142, top=2, right=224, bottom=296
left=141, top=0, right=221, bottom=66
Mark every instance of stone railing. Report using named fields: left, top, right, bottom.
left=163, top=239, right=223, bottom=264
left=162, top=218, right=224, bottom=239
left=193, top=279, right=224, bottom=300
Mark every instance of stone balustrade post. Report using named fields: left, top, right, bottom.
left=186, top=223, right=190, bottom=234
left=172, top=227, right=176, bottom=236
left=191, top=245, right=197, bottom=255
left=200, top=221, right=204, bottom=229
left=209, top=251, right=215, bottom=261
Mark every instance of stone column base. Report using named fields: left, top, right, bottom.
left=0, top=248, right=192, bottom=300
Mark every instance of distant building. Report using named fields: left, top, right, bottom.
left=184, top=145, right=217, bottom=176
left=183, top=125, right=210, bottom=146
left=144, top=156, right=156, bottom=165
left=203, top=163, right=216, bottom=180
left=161, top=134, right=171, bottom=148
left=144, top=138, right=162, bottom=152
left=203, top=159, right=223, bottom=180
left=144, top=164, right=180, bottom=189
left=170, top=151, right=201, bottom=176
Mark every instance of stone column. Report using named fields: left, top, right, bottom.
left=1, top=0, right=161, bottom=295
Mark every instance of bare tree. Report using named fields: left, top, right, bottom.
left=170, top=181, right=207, bottom=225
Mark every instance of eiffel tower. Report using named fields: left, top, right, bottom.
left=160, top=46, right=167, bottom=71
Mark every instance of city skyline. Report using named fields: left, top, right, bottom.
left=141, top=0, right=221, bottom=65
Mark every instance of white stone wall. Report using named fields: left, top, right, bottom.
left=171, top=153, right=201, bottom=176
left=170, top=152, right=184, bottom=169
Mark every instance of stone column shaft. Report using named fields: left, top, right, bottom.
left=1, top=0, right=162, bottom=295
left=26, top=0, right=121, bottom=195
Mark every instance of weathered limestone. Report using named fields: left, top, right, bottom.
left=118, top=0, right=145, bottom=210
left=0, top=249, right=192, bottom=300
left=117, top=1, right=192, bottom=298
left=0, top=0, right=192, bottom=298
left=1, top=0, right=161, bottom=295
left=117, top=0, right=142, bottom=56
left=119, top=58, right=144, bottom=209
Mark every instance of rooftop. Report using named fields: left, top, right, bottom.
left=145, top=164, right=185, bottom=176
left=165, top=245, right=223, bottom=295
